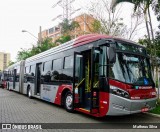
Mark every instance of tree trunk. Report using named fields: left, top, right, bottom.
left=144, top=12, right=155, bottom=76
left=148, top=7, right=158, bottom=85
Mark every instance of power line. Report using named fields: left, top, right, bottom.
left=52, top=0, right=81, bottom=21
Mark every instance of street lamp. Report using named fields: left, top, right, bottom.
left=22, top=30, right=39, bottom=40
left=22, top=29, right=41, bottom=45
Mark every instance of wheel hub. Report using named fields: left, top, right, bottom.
left=66, top=95, right=72, bottom=109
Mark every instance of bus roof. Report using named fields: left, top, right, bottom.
left=25, top=34, right=114, bottom=63
left=6, top=61, right=21, bottom=70
left=18, top=34, right=143, bottom=63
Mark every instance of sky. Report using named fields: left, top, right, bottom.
left=0, top=0, right=159, bottom=62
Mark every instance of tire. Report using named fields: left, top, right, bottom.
left=27, top=87, right=32, bottom=99
left=64, top=92, right=74, bottom=112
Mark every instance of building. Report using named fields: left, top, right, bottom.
left=0, top=52, right=10, bottom=71
left=39, top=13, right=96, bottom=42
left=72, top=13, right=96, bottom=37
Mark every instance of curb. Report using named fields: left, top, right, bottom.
left=145, top=112, right=160, bottom=118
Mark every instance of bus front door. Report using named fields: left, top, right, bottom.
left=90, top=47, right=100, bottom=114
left=73, top=49, right=100, bottom=114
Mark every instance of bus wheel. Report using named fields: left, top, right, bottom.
left=64, top=92, right=74, bottom=112
left=27, top=87, right=32, bottom=99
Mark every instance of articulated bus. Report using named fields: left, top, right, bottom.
left=0, top=71, right=9, bottom=88
left=5, top=34, right=157, bottom=117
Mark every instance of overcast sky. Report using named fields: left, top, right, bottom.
left=0, top=0, right=159, bottom=62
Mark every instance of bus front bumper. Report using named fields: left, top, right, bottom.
left=107, top=94, right=157, bottom=116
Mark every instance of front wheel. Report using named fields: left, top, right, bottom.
left=64, top=92, right=74, bottom=112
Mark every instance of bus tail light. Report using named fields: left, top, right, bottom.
left=110, top=85, right=130, bottom=99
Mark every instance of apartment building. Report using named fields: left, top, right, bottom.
left=39, top=13, right=96, bottom=42
left=0, top=52, right=10, bottom=71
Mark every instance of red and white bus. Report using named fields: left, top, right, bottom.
left=5, top=34, right=157, bottom=117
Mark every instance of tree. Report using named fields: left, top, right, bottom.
left=139, top=35, right=160, bottom=84
left=59, top=19, right=79, bottom=37
left=89, top=0, right=126, bottom=37
left=91, top=20, right=103, bottom=34
left=55, top=18, right=80, bottom=44
left=17, top=48, right=31, bottom=61
left=39, top=37, right=56, bottom=52
left=111, top=0, right=154, bottom=50
left=123, top=11, right=144, bottom=40
left=16, top=38, right=56, bottom=61
left=153, top=0, right=160, bottom=38
left=111, top=0, right=158, bottom=79
left=55, top=35, right=71, bottom=44
left=8, top=61, right=15, bottom=66
left=89, top=0, right=143, bottom=40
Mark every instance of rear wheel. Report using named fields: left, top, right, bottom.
left=64, top=92, right=74, bottom=112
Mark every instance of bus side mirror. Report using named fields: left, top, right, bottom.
left=108, top=47, right=116, bottom=64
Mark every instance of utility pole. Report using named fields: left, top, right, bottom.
left=52, top=0, right=80, bottom=21
left=39, top=26, right=42, bottom=46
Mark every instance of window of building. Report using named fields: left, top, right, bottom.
left=49, top=28, right=54, bottom=34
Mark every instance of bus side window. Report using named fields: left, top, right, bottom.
left=51, top=58, right=62, bottom=81
left=62, top=56, right=73, bottom=81
left=42, top=61, right=52, bottom=83
left=29, top=65, right=36, bottom=83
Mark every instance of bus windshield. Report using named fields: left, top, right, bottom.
left=109, top=48, right=153, bottom=85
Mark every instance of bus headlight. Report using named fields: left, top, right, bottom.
left=110, top=85, right=130, bottom=99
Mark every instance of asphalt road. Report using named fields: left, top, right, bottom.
left=0, top=88, right=159, bottom=132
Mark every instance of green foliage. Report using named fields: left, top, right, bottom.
left=139, top=35, right=160, bottom=58
left=139, top=36, right=151, bottom=54
left=112, top=0, right=152, bottom=13
left=153, top=1, right=160, bottom=41
left=91, top=20, right=103, bottom=33
left=56, top=18, right=79, bottom=44
left=17, top=38, right=56, bottom=61
left=150, top=99, right=160, bottom=114
left=60, top=19, right=79, bottom=36
left=8, top=61, right=15, bottom=66
left=55, top=35, right=71, bottom=44
left=17, top=48, right=31, bottom=61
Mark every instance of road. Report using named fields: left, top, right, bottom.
left=0, top=88, right=160, bottom=132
